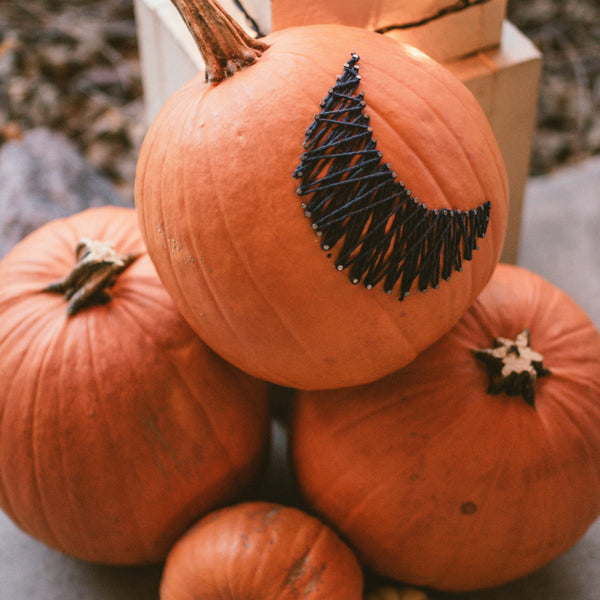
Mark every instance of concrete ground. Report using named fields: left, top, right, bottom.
left=1, top=156, right=599, bottom=599
left=518, top=156, right=600, bottom=330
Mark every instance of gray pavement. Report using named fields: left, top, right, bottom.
left=518, top=155, right=600, bottom=329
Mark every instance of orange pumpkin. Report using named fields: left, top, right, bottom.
left=0, top=206, right=270, bottom=565
left=160, top=502, right=364, bottom=600
left=290, top=263, right=600, bottom=591
left=134, top=0, right=508, bottom=390
left=270, top=0, right=454, bottom=32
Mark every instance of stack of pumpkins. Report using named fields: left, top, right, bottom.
left=1, top=0, right=600, bottom=597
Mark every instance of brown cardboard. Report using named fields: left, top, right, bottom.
left=443, top=21, right=542, bottom=263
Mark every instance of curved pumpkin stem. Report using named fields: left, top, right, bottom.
left=43, top=239, right=139, bottom=316
left=170, top=0, right=269, bottom=83
left=472, top=329, right=551, bottom=407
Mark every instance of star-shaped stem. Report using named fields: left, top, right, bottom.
left=43, top=238, right=139, bottom=316
left=472, top=329, right=551, bottom=407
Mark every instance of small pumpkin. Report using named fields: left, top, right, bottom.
left=290, top=263, right=600, bottom=591
left=134, top=0, right=508, bottom=390
left=159, top=501, right=364, bottom=600
left=0, top=206, right=270, bottom=565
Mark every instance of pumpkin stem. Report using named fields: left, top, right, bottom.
left=170, top=0, right=269, bottom=83
left=472, top=329, right=551, bottom=407
left=43, top=239, right=139, bottom=316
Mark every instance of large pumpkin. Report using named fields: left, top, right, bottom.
left=160, top=502, right=364, bottom=600
left=290, top=263, right=600, bottom=591
left=0, top=206, right=270, bottom=565
left=134, top=0, right=508, bottom=390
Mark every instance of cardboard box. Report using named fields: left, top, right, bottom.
left=273, top=0, right=507, bottom=62
left=134, top=0, right=541, bottom=263
left=443, top=21, right=542, bottom=263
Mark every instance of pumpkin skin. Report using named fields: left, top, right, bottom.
left=159, top=502, right=364, bottom=600
left=0, top=206, right=270, bottom=565
left=290, top=263, right=600, bottom=591
left=134, top=6, right=508, bottom=390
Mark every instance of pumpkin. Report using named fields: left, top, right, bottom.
left=159, top=501, right=364, bottom=600
left=270, top=0, right=455, bottom=33
left=289, top=263, right=600, bottom=591
left=0, top=206, right=271, bottom=565
left=134, top=0, right=508, bottom=390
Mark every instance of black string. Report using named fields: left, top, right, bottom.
left=293, top=53, right=492, bottom=301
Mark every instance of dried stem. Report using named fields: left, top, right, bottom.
left=472, top=329, right=551, bottom=407
left=43, top=238, right=139, bottom=316
left=170, top=0, right=269, bottom=83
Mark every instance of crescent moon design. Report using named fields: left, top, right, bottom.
left=293, top=53, right=491, bottom=301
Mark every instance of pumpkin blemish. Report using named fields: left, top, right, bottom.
left=286, top=548, right=310, bottom=586
left=460, top=501, right=478, bottom=515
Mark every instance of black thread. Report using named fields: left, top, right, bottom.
left=293, top=53, right=491, bottom=301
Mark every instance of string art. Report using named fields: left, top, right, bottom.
left=293, top=53, right=492, bottom=301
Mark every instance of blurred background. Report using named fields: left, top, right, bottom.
left=0, top=0, right=599, bottom=204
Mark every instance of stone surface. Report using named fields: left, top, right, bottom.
left=0, top=517, right=161, bottom=600
left=0, top=127, right=129, bottom=258
left=518, top=154, right=600, bottom=328
left=0, top=0, right=143, bottom=202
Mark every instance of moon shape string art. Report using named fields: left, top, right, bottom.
left=294, top=54, right=492, bottom=300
